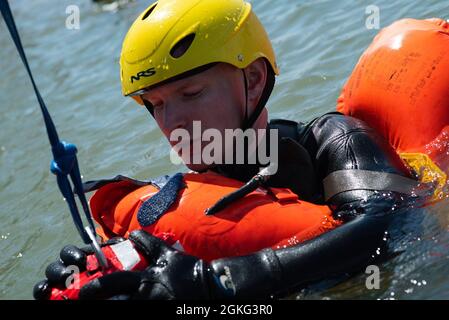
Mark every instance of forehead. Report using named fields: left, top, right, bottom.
left=144, top=63, right=238, bottom=95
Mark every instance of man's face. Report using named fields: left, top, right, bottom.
left=141, top=63, right=246, bottom=172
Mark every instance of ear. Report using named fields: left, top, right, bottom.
left=244, top=58, right=267, bottom=112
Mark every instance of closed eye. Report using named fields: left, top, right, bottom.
left=183, top=88, right=204, bottom=98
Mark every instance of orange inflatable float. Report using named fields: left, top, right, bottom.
left=337, top=18, right=449, bottom=195
left=90, top=172, right=340, bottom=262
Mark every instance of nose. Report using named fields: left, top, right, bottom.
left=160, top=101, right=188, bottom=136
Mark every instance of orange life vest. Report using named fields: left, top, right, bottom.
left=90, top=172, right=340, bottom=262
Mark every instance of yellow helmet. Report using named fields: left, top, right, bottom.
left=120, top=0, right=279, bottom=104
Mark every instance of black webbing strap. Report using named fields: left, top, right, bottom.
left=323, top=170, right=420, bottom=201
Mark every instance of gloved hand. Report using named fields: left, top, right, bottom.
left=33, top=230, right=223, bottom=300
left=78, top=230, right=213, bottom=300
left=33, top=237, right=129, bottom=300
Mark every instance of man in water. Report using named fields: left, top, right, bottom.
left=34, top=0, right=418, bottom=299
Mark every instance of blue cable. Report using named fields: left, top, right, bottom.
left=0, top=0, right=96, bottom=244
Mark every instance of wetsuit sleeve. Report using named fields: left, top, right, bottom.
left=297, top=113, right=414, bottom=212
left=207, top=209, right=396, bottom=299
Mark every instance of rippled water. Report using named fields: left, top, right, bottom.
left=1, top=0, right=448, bottom=299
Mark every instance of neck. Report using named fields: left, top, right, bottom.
left=211, top=108, right=270, bottom=180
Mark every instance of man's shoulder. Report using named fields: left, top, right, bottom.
left=268, top=112, right=345, bottom=142
left=269, top=111, right=347, bottom=131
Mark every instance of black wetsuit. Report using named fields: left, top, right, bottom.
left=214, top=112, right=413, bottom=209
left=204, top=112, right=418, bottom=298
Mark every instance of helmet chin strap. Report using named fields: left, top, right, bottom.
left=241, top=69, right=250, bottom=130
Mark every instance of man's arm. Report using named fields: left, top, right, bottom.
left=297, top=113, right=415, bottom=213
left=74, top=215, right=397, bottom=299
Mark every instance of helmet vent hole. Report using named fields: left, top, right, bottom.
left=170, top=33, right=196, bottom=58
left=142, top=3, right=157, bottom=20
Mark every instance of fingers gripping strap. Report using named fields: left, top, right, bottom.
left=323, top=170, right=419, bottom=201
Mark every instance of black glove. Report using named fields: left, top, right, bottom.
left=33, top=231, right=221, bottom=300
left=33, top=237, right=126, bottom=300
left=76, top=231, right=210, bottom=299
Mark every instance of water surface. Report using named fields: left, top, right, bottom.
left=1, top=0, right=448, bottom=299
